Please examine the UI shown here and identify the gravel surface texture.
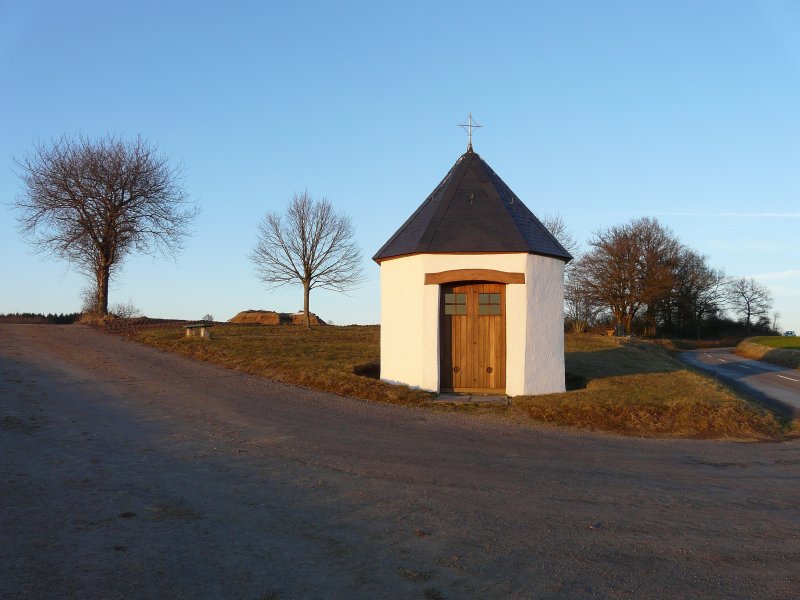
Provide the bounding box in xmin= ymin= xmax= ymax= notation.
xmin=1 ymin=324 xmax=799 ymax=599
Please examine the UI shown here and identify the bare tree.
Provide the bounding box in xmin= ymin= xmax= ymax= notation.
xmin=542 ymin=214 xmax=593 ymax=333
xmin=725 ymin=277 xmax=773 ymax=332
xmin=564 ymin=257 xmax=603 ymax=333
xmin=250 ymin=191 xmax=364 ymax=328
xmin=580 ymin=221 xmax=643 ymax=334
xmin=579 ymin=217 xmax=682 ymax=335
xmin=636 ymin=218 xmax=681 ymax=337
xmin=666 ymin=249 xmax=726 ymax=338
xmin=13 ymin=134 xmax=196 ymax=315
xmin=542 ymin=214 xmax=579 ymax=275
xmin=109 ymin=300 xmax=142 ymax=319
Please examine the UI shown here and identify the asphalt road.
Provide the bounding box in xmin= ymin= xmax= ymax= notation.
xmin=2 ymin=325 xmax=799 ymax=599
xmin=680 ymin=347 xmax=800 ymax=417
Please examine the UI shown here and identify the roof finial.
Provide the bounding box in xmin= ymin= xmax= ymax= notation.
xmin=458 ymin=113 xmax=482 ymax=152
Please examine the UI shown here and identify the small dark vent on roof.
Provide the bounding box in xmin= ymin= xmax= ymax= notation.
xmin=373 ymin=151 xmax=572 ymax=263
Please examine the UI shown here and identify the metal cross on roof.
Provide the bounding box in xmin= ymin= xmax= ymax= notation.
xmin=458 ymin=113 xmax=482 ymax=151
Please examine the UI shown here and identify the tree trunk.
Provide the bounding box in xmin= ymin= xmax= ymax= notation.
xmin=96 ymin=264 xmax=110 ymax=315
xmin=303 ymin=280 xmax=311 ymax=329
xmin=612 ymin=308 xmax=623 ymax=332
xmin=644 ymin=305 xmax=657 ymax=337
xmin=624 ymin=313 xmax=634 ymax=335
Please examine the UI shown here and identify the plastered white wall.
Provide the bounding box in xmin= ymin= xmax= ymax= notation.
xmin=379 ymin=253 xmax=565 ymax=395
xmin=520 ymin=254 xmax=566 ymax=395
xmin=379 ymin=254 xmax=427 ymax=388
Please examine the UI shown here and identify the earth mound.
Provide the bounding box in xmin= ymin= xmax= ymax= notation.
xmin=229 ymin=310 xmax=282 ymax=325
xmin=229 ymin=310 xmax=326 ymax=325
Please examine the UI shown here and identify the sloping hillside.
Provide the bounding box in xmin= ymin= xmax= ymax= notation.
xmin=124 ymin=323 xmax=789 ymax=439
xmin=735 ymin=337 xmax=800 ymax=369
xmin=510 ymin=335 xmax=787 ymax=438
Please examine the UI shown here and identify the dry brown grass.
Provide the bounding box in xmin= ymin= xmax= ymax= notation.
xmin=122 ymin=323 xmax=789 ymax=439
xmin=655 ymin=337 xmax=744 ymax=351
xmin=735 ymin=338 xmax=800 ymax=369
xmin=133 ymin=324 xmax=434 ymax=405
xmin=509 ymin=335 xmax=788 ymax=439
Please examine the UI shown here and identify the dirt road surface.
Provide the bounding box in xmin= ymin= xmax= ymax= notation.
xmin=2 ymin=325 xmax=799 ymax=599
xmin=681 ymin=347 xmax=800 ymax=417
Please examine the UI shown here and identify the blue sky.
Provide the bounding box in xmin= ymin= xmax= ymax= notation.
xmin=1 ymin=1 xmax=798 ymax=330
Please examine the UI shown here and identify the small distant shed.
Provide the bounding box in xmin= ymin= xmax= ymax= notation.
xmin=373 ymin=147 xmax=572 ymax=396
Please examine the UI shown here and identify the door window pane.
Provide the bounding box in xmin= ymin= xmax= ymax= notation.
xmin=445 ymin=293 xmax=467 ymax=304
xmin=444 ymin=292 xmax=467 ymax=315
xmin=445 ymin=304 xmax=467 ymax=315
xmin=478 ymin=291 xmax=501 ymax=315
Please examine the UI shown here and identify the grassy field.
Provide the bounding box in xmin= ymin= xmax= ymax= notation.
xmin=513 ymin=336 xmax=788 ymax=438
xmin=655 ymin=337 xmax=744 ymax=351
xmin=133 ymin=324 xmax=433 ymax=405
xmin=748 ymin=336 xmax=800 ymax=350
xmin=736 ymin=337 xmax=800 ymax=369
xmin=125 ymin=323 xmax=790 ymax=439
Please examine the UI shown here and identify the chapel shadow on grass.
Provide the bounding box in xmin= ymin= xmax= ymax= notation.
xmin=352 ymin=361 xmax=380 ymax=379
xmin=565 ymin=344 xmax=681 ymax=390
xmin=564 ymin=372 xmax=588 ymax=391
xmin=352 ymin=339 xmax=682 ymax=391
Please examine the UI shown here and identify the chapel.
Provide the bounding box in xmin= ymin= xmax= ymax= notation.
xmin=373 ymin=134 xmax=572 ymax=396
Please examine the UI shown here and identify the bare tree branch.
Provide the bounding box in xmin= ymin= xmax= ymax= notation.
xmin=13 ymin=134 xmax=198 ymax=315
xmin=250 ymin=191 xmax=364 ymax=327
xmin=666 ymin=249 xmax=726 ymax=338
xmin=576 ymin=218 xmax=682 ymax=335
xmin=725 ymin=276 xmax=773 ymax=332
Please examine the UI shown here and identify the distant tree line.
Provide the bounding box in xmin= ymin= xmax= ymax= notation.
xmin=554 ymin=217 xmax=777 ymax=338
xmin=0 ymin=312 xmax=81 ymax=324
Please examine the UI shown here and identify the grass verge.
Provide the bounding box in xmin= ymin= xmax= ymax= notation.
xmin=511 ymin=336 xmax=788 ymax=439
xmin=132 ymin=324 xmax=434 ymax=405
xmin=735 ymin=337 xmax=800 ymax=369
xmin=655 ymin=337 xmax=743 ymax=351
xmin=117 ymin=322 xmax=790 ymax=440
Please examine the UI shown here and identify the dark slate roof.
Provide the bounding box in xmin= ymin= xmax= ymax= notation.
xmin=373 ymin=149 xmax=573 ymax=263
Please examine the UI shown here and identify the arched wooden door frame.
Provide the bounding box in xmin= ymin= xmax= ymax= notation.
xmin=425 ymin=269 xmax=525 ymax=286
xmin=426 ymin=269 xmax=524 ymax=394
xmin=436 ymin=280 xmax=507 ymax=393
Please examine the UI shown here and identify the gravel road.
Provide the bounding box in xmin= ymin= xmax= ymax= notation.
xmin=1 ymin=324 xmax=799 ymax=599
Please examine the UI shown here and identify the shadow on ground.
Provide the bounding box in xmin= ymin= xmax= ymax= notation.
xmin=565 ymin=346 xmax=680 ymax=390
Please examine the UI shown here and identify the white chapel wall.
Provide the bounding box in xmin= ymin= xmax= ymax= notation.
xmin=520 ymin=254 xmax=566 ymax=395
xmin=379 ymin=252 xmax=565 ymax=395
xmin=379 ymin=254 xmax=427 ymax=388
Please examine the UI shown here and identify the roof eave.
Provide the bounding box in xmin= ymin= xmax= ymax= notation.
xmin=374 ymin=249 xmax=573 ymax=265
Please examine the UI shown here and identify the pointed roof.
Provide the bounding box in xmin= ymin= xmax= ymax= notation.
xmin=373 ymin=149 xmax=573 ymax=263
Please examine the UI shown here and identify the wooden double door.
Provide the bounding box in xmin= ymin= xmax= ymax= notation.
xmin=440 ymin=282 xmax=506 ymax=393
